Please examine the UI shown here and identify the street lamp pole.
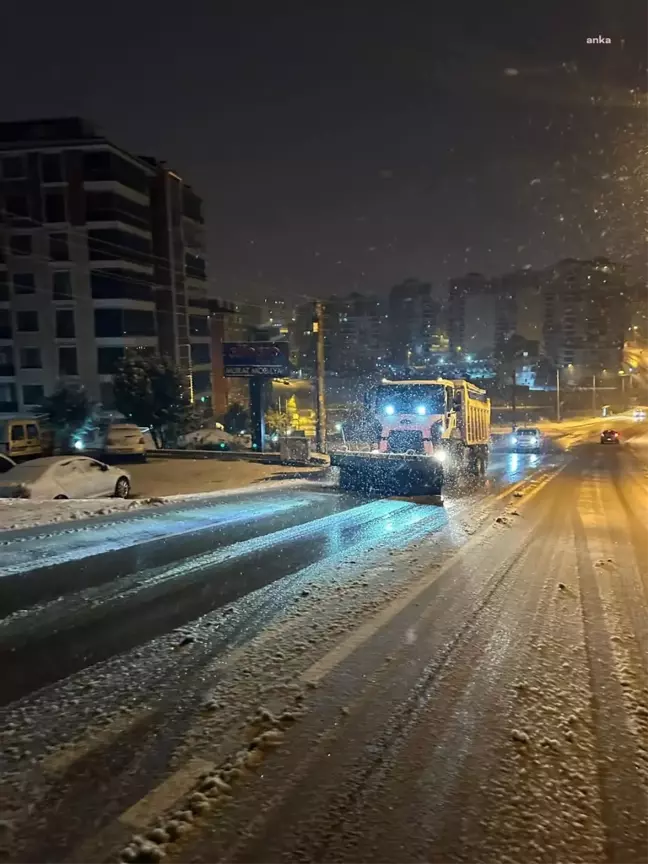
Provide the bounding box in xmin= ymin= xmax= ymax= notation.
xmin=556 ymin=367 xmax=561 ymax=422
xmin=592 ymin=374 xmax=596 ymax=414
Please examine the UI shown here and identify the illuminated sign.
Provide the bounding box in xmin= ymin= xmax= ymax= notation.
xmin=223 ymin=341 xmax=290 ymax=377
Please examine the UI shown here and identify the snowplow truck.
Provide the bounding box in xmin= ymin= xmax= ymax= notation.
xmin=331 ymin=378 xmax=490 ymax=496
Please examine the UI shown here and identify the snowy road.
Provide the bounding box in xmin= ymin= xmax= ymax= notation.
xmin=0 ymin=427 xmax=646 ymax=863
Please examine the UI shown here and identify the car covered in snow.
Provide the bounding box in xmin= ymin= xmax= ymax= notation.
xmin=179 ymin=427 xmax=244 ymax=451
xmin=0 ymin=456 xmax=131 ymax=500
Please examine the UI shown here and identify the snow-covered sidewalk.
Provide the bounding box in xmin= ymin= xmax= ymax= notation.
xmin=0 ymin=458 xmax=327 ymax=533
xmin=0 ymin=496 xmax=164 ymax=532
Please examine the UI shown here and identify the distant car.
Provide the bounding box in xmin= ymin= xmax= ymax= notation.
xmin=600 ymin=429 xmax=620 ymax=445
xmin=510 ymin=427 xmax=542 ymax=452
xmin=633 ymin=408 xmax=646 ymax=421
xmin=0 ymin=456 xmax=131 ymax=500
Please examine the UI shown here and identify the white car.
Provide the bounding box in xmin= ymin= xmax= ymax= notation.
xmin=510 ymin=427 xmax=542 ymax=452
xmin=102 ymin=423 xmax=147 ymax=460
xmin=0 ymin=456 xmax=131 ymax=500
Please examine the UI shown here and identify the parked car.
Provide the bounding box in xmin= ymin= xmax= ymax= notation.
xmin=0 ymin=417 xmax=53 ymax=461
xmin=102 ymin=423 xmax=147 ymax=461
xmin=180 ymin=428 xmax=243 ymax=451
xmin=600 ymin=429 xmax=620 ymax=445
xmin=0 ymin=456 xmax=131 ymax=500
xmin=510 ymin=427 xmax=542 ymax=453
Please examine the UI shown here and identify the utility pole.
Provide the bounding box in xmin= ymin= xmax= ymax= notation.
xmin=511 ymin=365 xmax=517 ymax=430
xmin=556 ymin=367 xmax=561 ymax=422
xmin=592 ymin=373 xmax=596 ymax=414
xmin=314 ymin=301 xmax=327 ymax=453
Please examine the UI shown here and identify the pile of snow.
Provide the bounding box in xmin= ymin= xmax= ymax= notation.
xmin=0 ymin=497 xmax=163 ymax=532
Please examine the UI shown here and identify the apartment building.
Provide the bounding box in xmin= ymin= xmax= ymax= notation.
xmin=542 ymin=258 xmax=631 ymax=375
xmin=0 ymin=117 xmax=210 ymax=415
xmin=388 ymin=279 xmax=440 ymax=366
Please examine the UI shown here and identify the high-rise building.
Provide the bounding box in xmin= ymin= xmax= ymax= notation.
xmin=388 ymin=279 xmax=440 ymax=366
xmin=447 ymin=273 xmax=491 ymax=356
xmin=0 ymin=117 xmax=211 ymax=415
xmin=148 ymin=161 xmax=211 ymax=402
xmin=449 ymin=269 xmax=544 ymax=361
xmin=324 ymin=293 xmax=384 ymax=373
xmin=542 ymin=258 xmax=631 ymax=375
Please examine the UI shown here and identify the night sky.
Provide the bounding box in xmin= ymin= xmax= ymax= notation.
xmin=1 ymin=1 xmax=646 ymax=303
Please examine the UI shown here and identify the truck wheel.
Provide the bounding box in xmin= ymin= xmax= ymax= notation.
xmin=470 ymin=452 xmax=486 ymax=478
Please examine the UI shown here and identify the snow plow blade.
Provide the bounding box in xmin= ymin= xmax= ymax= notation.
xmin=330 ymin=452 xmax=444 ymax=496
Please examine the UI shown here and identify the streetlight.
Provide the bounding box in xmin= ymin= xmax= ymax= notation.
xmin=334 ymin=422 xmax=347 ymax=448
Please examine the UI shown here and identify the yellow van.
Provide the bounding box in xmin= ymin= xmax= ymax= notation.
xmin=0 ymin=417 xmax=53 ymax=461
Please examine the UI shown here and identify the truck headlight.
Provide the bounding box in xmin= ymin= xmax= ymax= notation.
xmin=415 ymin=405 xmax=427 ymax=415
xmin=433 ymin=450 xmax=448 ymax=462
xmin=384 ymin=404 xmax=395 ymax=415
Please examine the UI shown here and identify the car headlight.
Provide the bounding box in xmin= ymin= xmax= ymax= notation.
xmin=384 ymin=404 xmax=395 ymax=416
xmin=74 ymin=440 xmax=84 ymax=450
xmin=433 ymin=450 xmax=448 ymax=462
xmin=511 ymin=435 xmax=518 ymax=444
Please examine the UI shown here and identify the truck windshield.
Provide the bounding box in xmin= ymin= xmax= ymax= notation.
xmin=376 ymin=385 xmax=446 ymax=415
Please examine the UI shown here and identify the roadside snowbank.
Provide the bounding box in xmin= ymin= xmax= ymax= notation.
xmin=0 ymin=497 xmax=164 ymax=532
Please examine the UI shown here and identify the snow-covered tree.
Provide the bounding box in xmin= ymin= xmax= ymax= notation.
xmin=113 ymin=351 xmax=196 ymax=448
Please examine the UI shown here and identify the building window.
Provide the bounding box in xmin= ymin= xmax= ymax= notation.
xmin=90 ymin=269 xmax=152 ymax=302
xmin=0 ymin=272 xmax=8 ymax=302
xmin=94 ymin=308 xmax=156 ymax=338
xmin=58 ymin=346 xmax=78 ymax=376
xmin=20 ymin=347 xmax=41 ymax=369
xmin=22 ymin=384 xmax=44 ymax=406
xmin=45 ymin=191 xmax=66 ymax=223
xmin=88 ymin=228 xmax=151 ymax=265
xmin=14 ymin=272 xmax=35 ymax=295
xmin=56 ymin=309 xmax=75 ymax=339
xmin=17 ymin=310 xmax=39 ymax=332
xmin=10 ymin=234 xmax=32 ymax=256
xmin=5 ymin=195 xmax=29 ymax=220
xmin=0 ymin=382 xmax=18 ymax=412
xmin=49 ymin=232 xmax=69 ymax=261
xmin=190 ymin=342 xmax=211 ymax=365
xmin=52 ymin=270 xmax=73 ymax=301
xmin=2 ymin=156 xmax=26 ymax=179
xmin=94 ymin=308 xmax=122 ymax=338
xmin=185 ymin=253 xmax=206 ymax=280
xmin=41 ymin=153 xmax=63 ymax=183
xmin=192 ymin=370 xmax=211 ymax=393
xmin=0 ymin=309 xmax=11 ymax=339
xmin=82 ymin=150 xmax=111 ymax=181
xmin=97 ymin=346 xmax=124 ymax=375
xmin=189 ymin=315 xmax=209 ymax=336
xmin=0 ymin=345 xmax=14 ymax=376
